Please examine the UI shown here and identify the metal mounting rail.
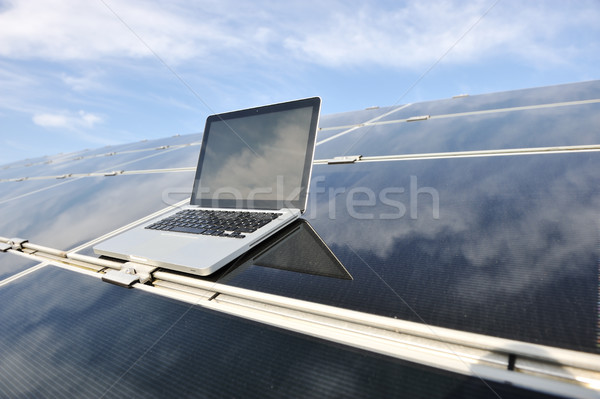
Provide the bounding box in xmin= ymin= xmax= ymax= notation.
xmin=314 ymin=144 xmax=600 ymax=164
xmin=0 ymin=167 xmax=196 ymax=183
xmin=0 ymin=236 xmax=122 ymax=271
xmin=1 ymin=140 xmax=201 ymax=172
xmin=316 ymin=103 xmax=413 ymax=146
xmin=1 ymin=236 xmax=599 ymax=398
xmin=8 ymin=144 xmax=598 ymax=185
xmin=317 ymin=98 xmax=600 ymax=134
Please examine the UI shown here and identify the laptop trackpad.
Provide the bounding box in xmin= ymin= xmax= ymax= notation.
xmin=131 ymin=232 xmax=200 ymax=256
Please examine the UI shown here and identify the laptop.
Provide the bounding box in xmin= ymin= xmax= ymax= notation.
xmin=94 ymin=97 xmax=321 ymax=276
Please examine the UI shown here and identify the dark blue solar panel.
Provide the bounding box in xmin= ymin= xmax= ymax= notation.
xmin=1 ymin=82 xmax=598 ymax=398
xmin=0 ymin=256 xmax=40 ymax=281
xmin=0 ymin=266 xmax=564 ymax=399
xmin=315 ymin=102 xmax=600 ymax=159
xmin=377 ymin=80 xmax=600 ymax=121
xmin=118 ymin=132 xmax=203 ymax=150
xmin=0 ymin=179 xmax=61 ymax=203
xmin=220 ymin=152 xmax=600 ymax=354
xmin=318 ymin=105 xmax=399 ymax=129
xmin=0 ymin=172 xmax=193 ymax=250
xmin=0 ymin=143 xmax=198 ymax=278
xmin=0 ymin=140 xmax=153 ymax=177
xmin=316 ymin=127 xmax=350 ymax=143
xmin=0 ymin=141 xmax=199 ymax=180
xmin=107 ymin=144 xmax=198 ymax=170
xmin=0 ymin=155 xmax=52 ymax=172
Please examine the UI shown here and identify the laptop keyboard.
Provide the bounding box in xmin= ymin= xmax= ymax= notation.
xmin=145 ymin=209 xmax=281 ymax=239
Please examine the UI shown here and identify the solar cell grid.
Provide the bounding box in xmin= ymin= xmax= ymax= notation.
xmin=0 ymin=266 xmax=565 ymax=399
xmin=0 ymin=172 xmax=193 ymax=251
xmin=314 ymin=102 xmax=600 ymax=159
xmin=221 ymin=153 xmax=600 ymax=354
xmin=376 ymin=80 xmax=600 ymax=122
xmin=0 ymin=81 xmax=598 ymax=396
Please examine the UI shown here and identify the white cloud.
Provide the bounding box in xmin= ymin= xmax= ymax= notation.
xmin=32 ymin=113 xmax=68 ymax=128
xmin=283 ymin=1 xmax=600 ymax=69
xmin=33 ymin=110 xmax=103 ymax=129
xmin=78 ymin=110 xmax=102 ymax=127
xmin=0 ymin=0 xmax=597 ymax=73
xmin=0 ymin=0 xmax=243 ymax=63
xmin=61 ymin=71 xmax=105 ymax=92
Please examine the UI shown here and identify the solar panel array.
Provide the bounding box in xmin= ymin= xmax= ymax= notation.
xmin=1 ymin=81 xmax=599 ymax=397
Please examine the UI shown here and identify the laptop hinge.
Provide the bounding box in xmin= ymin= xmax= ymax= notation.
xmin=102 ymin=262 xmax=157 ymax=288
xmin=327 ymin=155 xmax=362 ymax=164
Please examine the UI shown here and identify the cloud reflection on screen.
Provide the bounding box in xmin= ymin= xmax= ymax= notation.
xmin=194 ymin=106 xmax=313 ymax=204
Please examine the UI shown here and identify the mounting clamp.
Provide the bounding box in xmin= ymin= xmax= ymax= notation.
xmin=327 ymin=155 xmax=362 ymax=164
xmin=102 ymin=262 xmax=157 ymax=288
xmin=8 ymin=237 xmax=28 ymax=250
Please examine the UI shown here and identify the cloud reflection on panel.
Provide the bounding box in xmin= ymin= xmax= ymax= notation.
xmin=305 ymin=153 xmax=599 ymax=351
xmin=373 ymin=81 xmax=600 ymax=121
xmin=0 ymin=267 xmax=195 ymax=397
xmin=0 ymin=172 xmax=194 ymax=250
xmin=309 ymin=154 xmax=599 ymax=289
xmin=316 ymin=102 xmax=600 ymax=160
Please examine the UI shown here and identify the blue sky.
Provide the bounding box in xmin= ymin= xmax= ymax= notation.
xmin=1 ymin=0 xmax=599 ymax=166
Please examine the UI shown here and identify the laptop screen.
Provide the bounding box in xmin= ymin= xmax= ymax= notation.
xmin=190 ymin=97 xmax=321 ymax=211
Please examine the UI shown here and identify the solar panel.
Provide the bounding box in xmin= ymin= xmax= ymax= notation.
xmin=0 ymin=173 xmax=193 ymax=250
xmin=315 ymin=102 xmax=600 ymax=160
xmin=317 ymin=105 xmax=399 ymax=129
xmin=0 ymin=265 xmax=566 ymax=398
xmin=0 ymin=81 xmax=599 ymax=396
xmin=0 ymin=140 xmax=200 ymax=181
xmin=375 ymin=80 xmax=600 ymax=121
xmin=0 ymin=256 xmax=41 ymax=281
xmin=223 ymin=153 xmax=600 ymax=354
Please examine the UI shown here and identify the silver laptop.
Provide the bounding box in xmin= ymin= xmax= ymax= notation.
xmin=94 ymin=97 xmax=321 ymax=276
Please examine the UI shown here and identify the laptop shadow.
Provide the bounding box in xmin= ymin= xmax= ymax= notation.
xmin=209 ymin=218 xmax=352 ymax=283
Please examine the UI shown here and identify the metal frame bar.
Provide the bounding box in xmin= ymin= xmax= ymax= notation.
xmin=314 ymin=144 xmax=600 ymax=164
xmin=319 ymin=98 xmax=600 ymax=134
